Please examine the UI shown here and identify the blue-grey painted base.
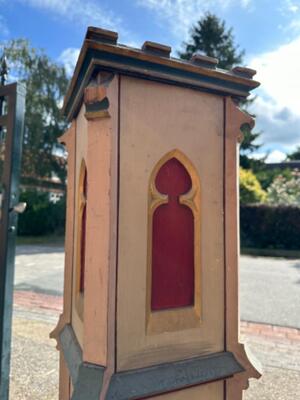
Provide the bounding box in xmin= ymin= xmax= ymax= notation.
xmin=60 ymin=324 xmax=244 ymax=400
xmin=106 ymin=351 xmax=243 ymax=399
xmin=60 ymin=325 xmax=105 ymax=400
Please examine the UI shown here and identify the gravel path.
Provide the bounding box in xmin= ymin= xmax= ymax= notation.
xmin=10 ymin=316 xmax=59 ymax=400
xmin=10 ymin=245 xmax=300 ymax=399
xmin=9 ymin=303 xmax=300 ymax=400
xmin=243 ymin=332 xmax=300 ymax=400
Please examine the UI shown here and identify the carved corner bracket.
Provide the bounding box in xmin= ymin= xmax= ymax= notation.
xmin=225 ymin=97 xmax=255 ymax=143
xmin=84 ymin=71 xmax=114 ymax=120
xmin=50 ymin=314 xmax=66 ymax=350
xmin=226 ymin=341 xmax=262 ymax=400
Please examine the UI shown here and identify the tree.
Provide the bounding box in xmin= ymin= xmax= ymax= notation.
xmin=287 ymin=146 xmax=300 ymax=161
xmin=1 ymin=39 xmax=69 ymax=184
xmin=239 ymin=124 xmax=263 ymax=169
xmin=178 ymin=13 xmax=261 ymax=166
xmin=178 ymin=12 xmax=244 ymax=69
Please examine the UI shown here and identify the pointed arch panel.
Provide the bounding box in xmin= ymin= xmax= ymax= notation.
xmin=76 ymin=158 xmax=87 ymax=319
xmin=147 ymin=149 xmax=201 ymax=332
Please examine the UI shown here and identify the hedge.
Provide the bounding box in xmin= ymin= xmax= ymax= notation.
xmin=240 ymin=204 xmax=300 ymax=250
xmin=17 ymin=190 xmax=66 ymax=236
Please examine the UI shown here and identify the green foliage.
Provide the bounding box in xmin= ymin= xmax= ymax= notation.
xmin=239 ymin=123 xmax=262 ymax=168
xmin=287 ymin=146 xmax=300 ymax=160
xmin=240 ymin=124 xmax=261 ymax=153
xmin=240 ymin=204 xmax=300 ymax=250
xmin=1 ymin=39 xmax=69 ymax=183
xmin=266 ymin=169 xmax=300 ymax=205
xmin=178 ymin=12 xmax=244 ymax=69
xmin=255 ymin=167 xmax=292 ymax=191
xmin=239 ymin=167 xmax=266 ymax=204
xmin=178 ymin=13 xmax=261 ymax=161
xmin=18 ymin=189 xmax=66 ymax=236
xmin=241 ymin=169 xmax=300 ymax=250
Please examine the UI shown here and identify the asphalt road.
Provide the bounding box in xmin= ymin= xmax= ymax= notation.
xmin=14 ymin=245 xmax=300 ymax=328
xmin=240 ymin=255 xmax=300 ymax=329
xmin=15 ymin=245 xmax=64 ymax=296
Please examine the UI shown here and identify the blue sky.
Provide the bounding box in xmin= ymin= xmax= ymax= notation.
xmin=1 ymin=0 xmax=300 ymax=161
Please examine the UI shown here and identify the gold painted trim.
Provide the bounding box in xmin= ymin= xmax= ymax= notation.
xmin=84 ymin=110 xmax=110 ymax=120
xmin=146 ymin=149 xmax=201 ymax=335
xmin=75 ymin=158 xmax=87 ymax=320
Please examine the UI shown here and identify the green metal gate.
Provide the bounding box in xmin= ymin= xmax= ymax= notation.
xmin=0 ymin=82 xmax=26 ymax=400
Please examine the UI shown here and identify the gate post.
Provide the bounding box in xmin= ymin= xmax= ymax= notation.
xmin=0 ymin=81 xmax=26 ymax=400
xmin=51 ymin=27 xmax=261 ymax=399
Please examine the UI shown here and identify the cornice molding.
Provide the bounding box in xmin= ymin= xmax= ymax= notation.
xmin=63 ymin=27 xmax=259 ymax=121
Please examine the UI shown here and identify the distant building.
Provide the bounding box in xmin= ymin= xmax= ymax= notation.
xmin=264 ymin=161 xmax=300 ymax=170
xmin=20 ymin=154 xmax=66 ymax=202
xmin=20 ymin=174 xmax=65 ymax=203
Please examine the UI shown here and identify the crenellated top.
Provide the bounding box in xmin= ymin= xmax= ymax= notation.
xmin=62 ymin=26 xmax=260 ymax=121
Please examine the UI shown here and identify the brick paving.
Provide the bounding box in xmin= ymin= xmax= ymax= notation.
xmin=241 ymin=321 xmax=300 ymax=344
xmin=13 ymin=290 xmax=300 ymax=343
xmin=14 ymin=290 xmax=63 ymax=313
xmin=242 ymin=327 xmax=300 ymax=400
xmin=10 ymin=290 xmax=300 ymax=399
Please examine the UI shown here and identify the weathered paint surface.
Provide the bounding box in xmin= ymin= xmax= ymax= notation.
xmin=117 ymin=76 xmax=224 ymax=371
xmin=53 ymin=26 xmax=260 ymax=400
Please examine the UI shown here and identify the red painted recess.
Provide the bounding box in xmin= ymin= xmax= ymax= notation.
xmin=80 ymin=170 xmax=87 ymax=293
xmin=151 ymin=157 xmax=195 ymax=311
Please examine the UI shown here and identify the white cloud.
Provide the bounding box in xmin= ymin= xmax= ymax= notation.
xmin=241 ymin=0 xmax=252 ymax=6
xmin=279 ymin=1 xmax=300 ymax=33
xmin=250 ymin=96 xmax=300 ymax=151
xmin=265 ymin=150 xmax=287 ymax=163
xmin=58 ymin=47 xmax=80 ymax=76
xmin=282 ymin=0 xmax=300 ymax=14
xmin=137 ymin=0 xmax=252 ymax=40
xmin=248 ymin=34 xmax=300 ymax=152
xmin=14 ymin=0 xmax=143 ymax=46
xmin=249 ymin=150 xmax=287 ymax=163
xmin=250 ymin=36 xmax=300 ymax=116
xmin=18 ymin=0 xmax=123 ymax=33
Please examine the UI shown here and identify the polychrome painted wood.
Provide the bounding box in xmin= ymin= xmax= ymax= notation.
xmin=52 ymin=26 xmax=261 ymax=400
xmin=62 ymin=28 xmax=259 ymax=122
xmin=59 ymin=324 xmax=243 ymax=400
xmin=117 ymin=76 xmax=225 ymax=371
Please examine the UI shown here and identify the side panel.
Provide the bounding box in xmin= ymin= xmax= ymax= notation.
xmin=83 ymin=77 xmax=119 ymax=366
xmin=71 ymin=104 xmax=88 ymax=347
xmin=117 ymin=76 xmax=224 ymax=370
xmin=57 ymin=121 xmax=76 ymax=400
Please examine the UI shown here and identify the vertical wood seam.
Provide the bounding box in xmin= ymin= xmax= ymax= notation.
xmin=114 ymin=74 xmax=121 ymax=371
